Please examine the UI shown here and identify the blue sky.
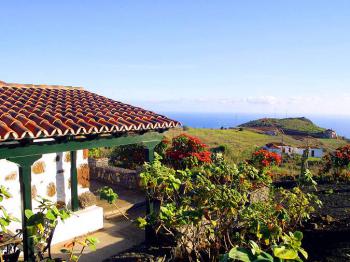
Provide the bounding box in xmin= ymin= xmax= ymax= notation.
xmin=1 ymin=1 xmax=350 ymax=115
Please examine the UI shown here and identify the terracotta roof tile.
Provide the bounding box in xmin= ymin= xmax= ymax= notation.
xmin=0 ymin=82 xmax=180 ymax=141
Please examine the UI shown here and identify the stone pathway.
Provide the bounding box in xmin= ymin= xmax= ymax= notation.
xmin=52 ymin=180 xmax=146 ymax=262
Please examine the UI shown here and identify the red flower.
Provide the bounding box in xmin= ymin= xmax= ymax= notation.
xmin=166 ymin=134 xmax=212 ymax=168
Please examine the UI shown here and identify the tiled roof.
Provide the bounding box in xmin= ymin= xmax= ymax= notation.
xmin=0 ymin=81 xmax=180 ymax=141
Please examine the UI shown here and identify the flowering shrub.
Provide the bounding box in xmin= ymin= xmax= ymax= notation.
xmin=154 ymin=137 xmax=170 ymax=159
xmin=329 ymin=145 xmax=350 ymax=168
xmin=250 ymin=149 xmax=282 ymax=168
xmin=166 ymin=134 xmax=212 ymax=169
xmin=322 ymin=145 xmax=350 ymax=180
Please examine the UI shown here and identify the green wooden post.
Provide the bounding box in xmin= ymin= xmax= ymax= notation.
xmin=144 ymin=141 xmax=159 ymax=163
xmin=8 ymin=155 xmax=42 ymax=262
xmin=70 ymin=151 xmax=79 ymax=212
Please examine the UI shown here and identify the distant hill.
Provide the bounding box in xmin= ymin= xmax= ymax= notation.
xmin=239 ymin=117 xmax=333 ymax=138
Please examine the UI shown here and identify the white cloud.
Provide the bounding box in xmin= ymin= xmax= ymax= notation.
xmin=245 ymin=96 xmax=279 ymax=105
xmin=126 ymin=94 xmax=350 ymax=116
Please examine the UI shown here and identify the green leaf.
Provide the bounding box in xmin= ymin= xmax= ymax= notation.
xmin=293 ymin=231 xmax=303 ymax=241
xmin=0 ymin=218 xmax=10 ymax=227
xmin=298 ymin=247 xmax=308 ymax=259
xmin=136 ymin=217 xmax=147 ymax=228
xmin=228 ymin=247 xmax=253 ymax=262
xmin=46 ymin=210 xmax=56 ymax=221
xmin=25 ymin=209 xmax=34 ymax=219
xmin=273 ymin=246 xmax=298 ymax=260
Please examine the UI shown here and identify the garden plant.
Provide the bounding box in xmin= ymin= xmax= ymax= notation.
xmin=136 ymin=134 xmax=322 ymax=261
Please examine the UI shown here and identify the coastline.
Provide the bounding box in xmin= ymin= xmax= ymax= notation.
xmin=162 ymin=112 xmax=350 ymax=139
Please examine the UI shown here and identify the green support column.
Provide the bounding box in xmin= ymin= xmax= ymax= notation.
xmin=70 ymin=151 xmax=79 ymax=212
xmin=8 ymin=155 xmax=42 ymax=262
xmin=144 ymin=141 xmax=159 ymax=163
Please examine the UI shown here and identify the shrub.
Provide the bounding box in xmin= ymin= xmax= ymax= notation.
xmin=154 ymin=137 xmax=170 ymax=159
xmin=79 ymin=192 xmax=97 ymax=209
xmin=165 ymin=134 xmax=212 ymax=169
xmin=109 ymin=144 xmax=146 ymax=169
xmin=137 ymin=155 xmax=318 ymax=261
xmin=88 ymin=147 xmax=113 ymax=159
xmin=322 ymin=144 xmax=350 ymax=180
xmin=250 ymin=149 xmax=281 ymax=168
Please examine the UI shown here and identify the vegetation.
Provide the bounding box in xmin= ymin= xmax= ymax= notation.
xmin=78 ymin=192 xmax=97 ymax=209
xmin=239 ymin=117 xmax=326 ymax=134
xmin=109 ymin=144 xmax=146 ymax=169
xmin=59 ymin=237 xmax=99 ymax=262
xmin=321 ymin=145 xmax=350 ymax=181
xmin=136 ymin=135 xmax=322 ymax=261
xmin=165 ymin=133 xmax=212 ymax=169
xmin=165 ymin=128 xmax=347 ymax=164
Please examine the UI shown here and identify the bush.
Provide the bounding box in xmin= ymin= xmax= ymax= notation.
xmin=137 ymin=155 xmax=319 ymax=260
xmin=109 ymin=144 xmax=146 ymax=169
xmin=165 ymin=134 xmax=212 ymax=169
xmin=88 ymin=147 xmax=113 ymax=159
xmin=250 ymin=149 xmax=281 ymax=168
xmin=182 ymin=125 xmax=190 ymax=131
xmin=154 ymin=137 xmax=170 ymax=159
xmin=321 ymin=144 xmax=350 ymax=180
xmin=78 ymin=192 xmax=97 ymax=209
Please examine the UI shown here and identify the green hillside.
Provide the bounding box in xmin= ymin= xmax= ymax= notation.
xmin=239 ymin=117 xmax=326 ymax=134
xmin=165 ymin=127 xmax=347 ymax=163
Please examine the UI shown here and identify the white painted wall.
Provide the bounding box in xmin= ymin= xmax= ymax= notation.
xmin=264 ymin=146 xmax=324 ymax=158
xmin=0 ymin=150 xmax=91 ymax=234
xmin=52 ymin=206 xmax=103 ymax=245
xmin=309 ymin=148 xmax=323 ymax=158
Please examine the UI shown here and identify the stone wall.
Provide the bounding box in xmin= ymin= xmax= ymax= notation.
xmin=89 ymin=158 xmax=141 ymax=189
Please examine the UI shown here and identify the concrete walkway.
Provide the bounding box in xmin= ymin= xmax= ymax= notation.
xmin=52 ymin=180 xmax=146 ymax=262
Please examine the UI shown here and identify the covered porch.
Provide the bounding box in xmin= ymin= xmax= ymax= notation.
xmin=0 ymin=82 xmax=179 ymax=261
xmin=0 ymin=132 xmax=161 ymax=261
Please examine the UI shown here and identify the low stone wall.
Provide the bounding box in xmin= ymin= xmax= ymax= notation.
xmin=88 ymin=158 xmax=141 ymax=189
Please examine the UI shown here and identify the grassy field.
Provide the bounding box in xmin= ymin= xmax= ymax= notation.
xmin=165 ymin=127 xmax=348 ymax=163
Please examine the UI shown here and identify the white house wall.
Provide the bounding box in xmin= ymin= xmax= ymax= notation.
xmin=0 ymin=150 xmax=89 ymax=233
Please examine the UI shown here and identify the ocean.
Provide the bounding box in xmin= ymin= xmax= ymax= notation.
xmin=163 ymin=112 xmax=350 ymax=139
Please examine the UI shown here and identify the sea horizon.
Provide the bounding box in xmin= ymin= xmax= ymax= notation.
xmin=162 ymin=112 xmax=350 ymax=139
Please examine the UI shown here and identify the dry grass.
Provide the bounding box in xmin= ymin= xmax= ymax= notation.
xmin=78 ymin=192 xmax=96 ymax=209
